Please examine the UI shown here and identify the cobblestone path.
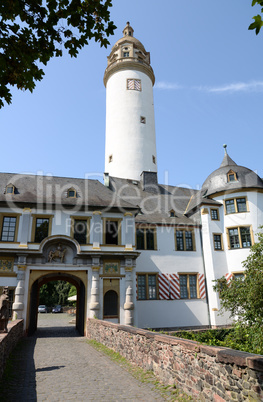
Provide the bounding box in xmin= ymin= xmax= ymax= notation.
xmin=0 ymin=314 xmax=167 ymax=401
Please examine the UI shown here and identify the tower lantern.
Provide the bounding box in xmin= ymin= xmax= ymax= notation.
xmin=104 ymin=23 xmax=157 ymax=181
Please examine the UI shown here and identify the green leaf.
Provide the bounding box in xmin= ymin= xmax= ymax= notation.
xmin=248 ymin=14 xmax=263 ymax=34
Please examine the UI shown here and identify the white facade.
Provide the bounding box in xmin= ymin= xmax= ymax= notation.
xmin=1 ymin=24 xmax=263 ymax=334
xmin=104 ymin=22 xmax=157 ymax=181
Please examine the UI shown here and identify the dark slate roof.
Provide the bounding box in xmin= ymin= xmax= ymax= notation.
xmin=201 ymin=154 xmax=263 ymax=197
xmin=0 ymin=173 xmax=138 ymax=211
xmin=108 ymin=176 xmax=199 ymax=226
xmin=220 ymin=153 xmax=237 ymax=168
xmin=184 ymin=192 xmax=222 ymax=216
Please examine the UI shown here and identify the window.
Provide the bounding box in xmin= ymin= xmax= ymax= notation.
xmin=5 ymin=184 xmax=15 ymax=194
xmin=123 ymin=52 xmax=129 ymax=57
xmin=179 ymin=274 xmax=198 ymax=299
xmin=152 ymin=155 xmax=156 ymax=164
xmin=67 ymin=188 xmax=77 ymax=198
xmin=170 ymin=210 xmax=175 ymax=217
xmin=211 ymin=208 xmax=219 ymax=221
xmin=236 ymin=198 xmax=247 ymax=212
xmin=71 ymin=218 xmax=90 ymax=244
xmin=225 ymin=197 xmax=248 ymax=214
xmin=136 ymin=227 xmax=156 ymax=250
xmin=137 ymin=274 xmax=158 ymax=300
xmin=35 ymin=218 xmax=49 ymax=243
xmin=175 ymin=229 xmax=195 ymax=251
xmin=140 ymin=116 xmax=146 ymax=124
xmin=227 ymin=170 xmax=237 ymax=182
xmin=233 ymin=272 xmax=245 ymax=280
xmin=213 ymin=234 xmax=223 ymax=250
xmin=227 ymin=226 xmax=252 ymax=249
xmin=103 ymin=219 xmax=121 ymax=245
xmin=127 ymin=79 xmax=141 ymax=91
xmin=31 ymin=215 xmax=52 ymax=243
xmin=0 ymin=216 xmax=18 ymax=242
xmin=109 ymin=155 xmax=113 ymax=163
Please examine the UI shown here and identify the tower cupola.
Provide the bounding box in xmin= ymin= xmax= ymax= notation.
xmin=104 ymin=23 xmax=157 ymax=181
xmin=104 ymin=23 xmax=155 ymax=87
xmin=123 ymin=21 xmax=134 ymax=37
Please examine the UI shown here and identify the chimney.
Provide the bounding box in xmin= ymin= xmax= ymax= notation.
xmin=140 ymin=171 xmax=159 ymax=193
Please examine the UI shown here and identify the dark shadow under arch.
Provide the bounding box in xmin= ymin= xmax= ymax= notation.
xmin=28 ymin=273 xmax=85 ymax=336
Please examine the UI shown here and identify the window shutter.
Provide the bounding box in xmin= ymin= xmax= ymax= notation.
xmin=158 ymin=273 xmax=170 ymax=300
xmin=198 ymin=274 xmax=206 ymax=299
xmin=169 ymin=274 xmax=180 ymax=299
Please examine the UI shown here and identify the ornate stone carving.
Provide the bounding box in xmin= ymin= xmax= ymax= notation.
xmin=48 ymin=244 xmax=67 ymax=263
xmin=0 ymin=258 xmax=14 ymax=273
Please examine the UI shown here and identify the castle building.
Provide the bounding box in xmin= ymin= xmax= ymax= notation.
xmin=0 ymin=23 xmax=262 ymax=334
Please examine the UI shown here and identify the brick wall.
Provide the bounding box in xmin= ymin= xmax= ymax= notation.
xmin=86 ymin=319 xmax=263 ymax=401
xmin=0 ymin=320 xmax=24 ymax=379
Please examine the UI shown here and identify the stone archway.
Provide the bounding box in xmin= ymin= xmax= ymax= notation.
xmin=27 ymin=271 xmax=87 ymax=336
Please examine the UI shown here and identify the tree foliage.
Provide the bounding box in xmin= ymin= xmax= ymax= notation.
xmin=213 ymin=229 xmax=263 ymax=354
xmin=39 ymin=280 xmax=72 ymax=306
xmin=249 ymin=0 xmax=263 ymax=34
xmin=0 ymin=0 xmax=116 ymax=108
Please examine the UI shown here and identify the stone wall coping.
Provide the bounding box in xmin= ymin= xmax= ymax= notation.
xmin=0 ymin=320 xmax=23 ymax=340
xmin=247 ymin=356 xmax=263 ymax=371
xmin=87 ymin=319 xmax=263 ymax=371
xmin=217 ymin=348 xmax=259 ymax=368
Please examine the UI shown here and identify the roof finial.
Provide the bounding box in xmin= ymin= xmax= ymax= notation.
xmin=223 ymin=144 xmax=227 ymax=155
xmin=123 ymin=21 xmax=134 ymax=37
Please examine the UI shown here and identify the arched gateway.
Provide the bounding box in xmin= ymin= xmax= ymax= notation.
xmin=28 ymin=271 xmax=86 ymax=336
xmin=26 ymin=236 xmax=87 ymax=335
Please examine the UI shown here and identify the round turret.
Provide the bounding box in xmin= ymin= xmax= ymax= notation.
xmin=104 ymin=23 xmax=157 ymax=181
xmin=202 ymin=146 xmax=263 ymax=197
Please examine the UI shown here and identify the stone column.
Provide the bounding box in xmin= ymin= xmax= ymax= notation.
xmin=19 ymin=208 xmax=31 ymax=248
xmin=12 ymin=265 xmax=26 ymax=320
xmin=124 ymin=261 xmax=134 ymax=325
xmin=89 ymin=266 xmax=100 ymax=318
xmin=124 ymin=213 xmax=135 ymax=251
xmin=92 ymin=211 xmax=102 ymax=250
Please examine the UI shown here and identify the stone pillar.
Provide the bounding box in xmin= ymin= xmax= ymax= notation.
xmin=124 ymin=262 xmax=134 ymax=325
xmin=124 ymin=213 xmax=135 ymax=251
xmin=19 ymin=208 xmax=31 ymax=248
xmin=92 ymin=211 xmax=102 ymax=250
xmin=12 ymin=265 xmax=26 ymax=320
xmin=89 ymin=266 xmax=100 ymax=318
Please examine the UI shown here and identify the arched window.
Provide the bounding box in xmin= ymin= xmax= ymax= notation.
xmin=67 ymin=188 xmax=77 ymax=198
xmin=5 ymin=184 xmax=15 ymax=194
xmin=104 ymin=290 xmax=118 ymax=317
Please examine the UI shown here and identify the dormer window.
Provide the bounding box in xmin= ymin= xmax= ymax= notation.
xmin=227 ymin=170 xmax=237 ymax=182
xmin=123 ymin=52 xmax=129 ymax=57
xmin=170 ymin=210 xmax=175 ymax=217
xmin=67 ymin=188 xmax=77 ymax=198
xmin=5 ymin=184 xmax=15 ymax=194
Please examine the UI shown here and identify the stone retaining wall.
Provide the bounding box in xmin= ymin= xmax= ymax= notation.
xmin=86 ymin=319 xmax=263 ymax=401
xmin=0 ymin=320 xmax=24 ymax=379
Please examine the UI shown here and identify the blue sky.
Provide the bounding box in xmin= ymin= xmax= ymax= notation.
xmin=1 ymin=0 xmax=263 ymax=190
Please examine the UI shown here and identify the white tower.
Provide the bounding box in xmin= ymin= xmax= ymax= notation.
xmin=104 ymin=22 xmax=157 ymax=181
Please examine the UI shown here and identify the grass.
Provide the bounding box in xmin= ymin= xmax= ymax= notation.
xmin=87 ymin=339 xmax=192 ymax=401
